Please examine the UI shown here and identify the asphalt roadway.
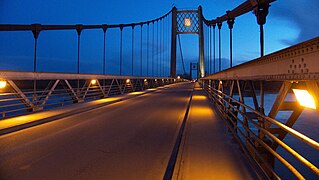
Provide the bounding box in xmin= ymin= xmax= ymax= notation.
xmin=0 ymin=82 xmax=254 ymax=180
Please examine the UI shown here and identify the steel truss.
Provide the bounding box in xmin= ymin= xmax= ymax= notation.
xmin=201 ymin=36 xmax=319 ymax=179
xmin=0 ymin=71 xmax=181 ymax=118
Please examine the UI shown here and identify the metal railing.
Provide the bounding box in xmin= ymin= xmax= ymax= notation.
xmin=203 ymin=81 xmax=319 ymax=179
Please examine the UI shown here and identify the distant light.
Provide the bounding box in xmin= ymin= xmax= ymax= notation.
xmin=193 ymin=95 xmax=207 ymax=100
xmin=144 ymin=79 xmax=147 ymax=82
xmin=219 ymin=81 xmax=223 ymax=84
xmin=177 ymin=76 xmax=181 ymax=80
xmin=155 ymin=79 xmax=157 ymax=82
xmin=184 ymin=18 xmax=191 ymax=27
xmin=91 ymin=79 xmax=97 ymax=85
xmin=0 ymin=80 xmax=7 ymax=89
xmin=162 ymin=79 xmax=164 ymax=81
xmin=126 ymin=79 xmax=130 ymax=83
xmin=130 ymin=92 xmax=144 ymax=95
xmin=201 ymin=74 xmax=204 ymax=78
xmin=293 ymin=89 xmax=316 ymax=109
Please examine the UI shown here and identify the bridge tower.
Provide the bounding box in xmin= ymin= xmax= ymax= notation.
xmin=170 ymin=6 xmax=205 ymax=78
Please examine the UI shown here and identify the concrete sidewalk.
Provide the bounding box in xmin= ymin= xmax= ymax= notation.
xmin=173 ymin=83 xmax=255 ymax=180
xmin=0 ymin=84 xmax=173 ymax=136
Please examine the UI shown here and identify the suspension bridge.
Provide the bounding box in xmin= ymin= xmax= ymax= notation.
xmin=0 ymin=0 xmax=319 ymax=179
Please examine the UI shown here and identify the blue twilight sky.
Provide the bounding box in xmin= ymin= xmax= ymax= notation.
xmin=0 ymin=0 xmax=318 ymax=76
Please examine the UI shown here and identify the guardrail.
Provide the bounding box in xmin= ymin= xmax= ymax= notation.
xmin=0 ymin=71 xmax=184 ymax=119
xmin=202 ymin=80 xmax=319 ymax=179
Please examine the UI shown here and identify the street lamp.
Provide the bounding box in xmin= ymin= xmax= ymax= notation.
xmin=292 ymin=89 xmax=316 ymax=109
xmin=91 ymin=79 xmax=97 ymax=85
xmin=0 ymin=80 xmax=7 ymax=89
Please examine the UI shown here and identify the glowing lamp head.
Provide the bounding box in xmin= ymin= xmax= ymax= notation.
xmin=155 ymin=79 xmax=157 ymax=82
xmin=144 ymin=79 xmax=147 ymax=82
xmin=293 ymin=89 xmax=316 ymax=109
xmin=0 ymin=80 xmax=7 ymax=89
xmin=126 ymin=79 xmax=130 ymax=83
xmin=91 ymin=79 xmax=97 ymax=85
xmin=184 ymin=18 xmax=191 ymax=27
xmin=177 ymin=76 xmax=181 ymax=80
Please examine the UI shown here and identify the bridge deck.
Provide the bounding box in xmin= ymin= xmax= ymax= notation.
xmin=0 ymin=82 xmax=254 ymax=179
xmin=173 ymin=83 xmax=254 ymax=179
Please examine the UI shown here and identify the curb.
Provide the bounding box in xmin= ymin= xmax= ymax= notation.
xmin=0 ymin=98 xmax=123 ymax=136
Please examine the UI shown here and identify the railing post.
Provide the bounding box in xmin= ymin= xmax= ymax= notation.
xmin=170 ymin=7 xmax=177 ymax=78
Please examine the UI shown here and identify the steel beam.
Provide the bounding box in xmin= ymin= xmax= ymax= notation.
xmin=170 ymin=7 xmax=177 ymax=78
xmin=198 ymin=6 xmax=205 ymax=78
xmin=0 ymin=71 xmax=174 ymax=81
xmin=202 ymin=37 xmax=319 ymax=81
xmin=39 ymin=80 xmax=60 ymax=107
xmin=7 ymin=80 xmax=34 ymax=110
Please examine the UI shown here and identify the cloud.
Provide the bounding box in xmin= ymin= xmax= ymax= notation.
xmin=270 ymin=0 xmax=319 ymax=44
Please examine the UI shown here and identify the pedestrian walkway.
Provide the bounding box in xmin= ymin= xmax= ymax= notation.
xmin=173 ymin=83 xmax=255 ymax=180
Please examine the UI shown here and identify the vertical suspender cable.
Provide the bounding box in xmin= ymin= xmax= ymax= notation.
xmin=119 ymin=25 xmax=123 ymax=75
xmin=162 ymin=18 xmax=164 ymax=76
xmin=167 ymin=18 xmax=171 ymax=76
xmin=227 ymin=18 xmax=235 ymax=68
xmin=102 ymin=25 xmax=107 ymax=75
xmin=213 ymin=24 xmax=216 ymax=73
xmin=164 ymin=18 xmax=168 ymax=76
xmin=32 ymin=24 xmax=40 ymax=106
xmin=33 ymin=37 xmax=38 ymax=73
xmin=131 ymin=25 xmax=135 ymax=76
xmin=255 ymin=3 xmax=269 ymax=57
xmin=217 ymin=22 xmax=222 ymax=72
xmin=33 ymin=37 xmax=37 ymax=104
xmin=206 ymin=25 xmax=208 ymax=74
xmin=157 ymin=21 xmax=159 ymax=76
xmin=102 ymin=24 xmax=107 ymax=90
xmin=152 ymin=22 xmax=155 ymax=76
xmin=209 ymin=25 xmax=212 ymax=74
xmin=76 ymin=24 xmax=82 ymax=94
xmin=160 ymin=19 xmax=162 ymax=76
xmin=160 ymin=19 xmax=163 ymax=76
xmin=77 ymin=31 xmax=81 ymax=74
xmin=230 ymin=25 xmax=233 ymax=68
xmin=140 ymin=24 xmax=143 ymax=76
xmin=147 ymin=23 xmax=149 ymax=76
